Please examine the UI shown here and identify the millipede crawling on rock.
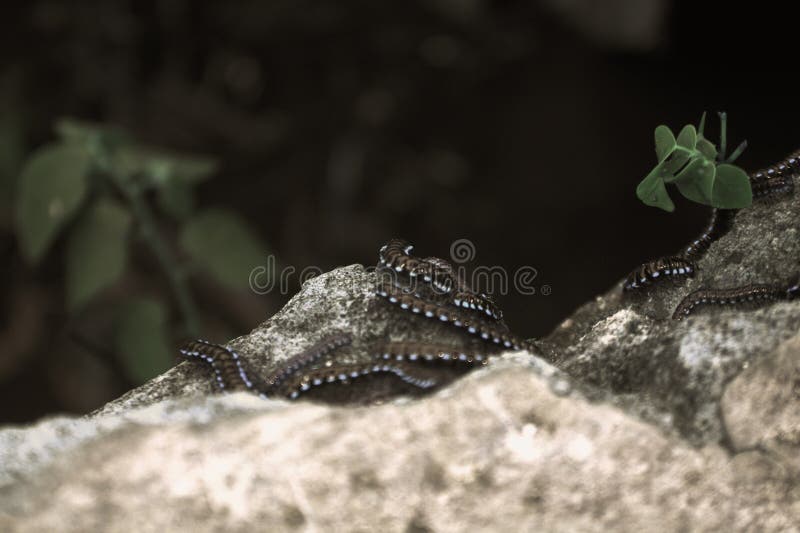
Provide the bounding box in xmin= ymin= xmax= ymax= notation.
xmin=672 ymin=274 xmax=800 ymax=320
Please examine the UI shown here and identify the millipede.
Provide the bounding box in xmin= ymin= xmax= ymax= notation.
xmin=681 ymin=209 xmax=736 ymax=260
xmin=179 ymin=339 xmax=255 ymax=393
xmin=749 ymin=149 xmax=799 ymax=199
xmin=623 ymin=255 xmax=696 ymax=292
xmin=264 ymin=333 xmax=352 ymax=390
xmin=378 ymin=238 xmax=455 ymax=293
xmin=375 ymin=281 xmax=528 ymax=351
xmin=672 ymin=274 xmax=800 ymax=320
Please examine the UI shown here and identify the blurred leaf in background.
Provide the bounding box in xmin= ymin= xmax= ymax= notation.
xmin=180 ymin=208 xmax=270 ymax=290
xmin=15 ymin=143 xmax=92 ymax=262
xmin=65 ymin=198 xmax=132 ymax=310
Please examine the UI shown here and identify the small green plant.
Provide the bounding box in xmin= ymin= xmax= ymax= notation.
xmin=14 ymin=119 xmax=269 ymax=382
xmin=636 ymin=112 xmax=751 ymax=212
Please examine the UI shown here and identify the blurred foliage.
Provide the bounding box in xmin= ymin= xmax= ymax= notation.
xmin=12 ymin=118 xmax=270 ymax=384
xmin=637 ymin=113 xmax=751 ymax=212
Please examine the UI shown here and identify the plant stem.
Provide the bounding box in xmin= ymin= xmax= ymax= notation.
xmin=717 ymin=111 xmax=728 ymax=161
xmin=116 ymin=180 xmax=200 ymax=337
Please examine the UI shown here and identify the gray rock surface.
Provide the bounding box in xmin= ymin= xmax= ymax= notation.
xmin=1 ymin=177 xmax=799 ymax=532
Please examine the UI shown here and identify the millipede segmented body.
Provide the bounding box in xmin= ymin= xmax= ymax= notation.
xmin=179 ymin=340 xmax=255 ymax=393
xmin=672 ymin=274 xmax=800 ymax=320
xmin=681 ymin=209 xmax=736 ymax=260
xmin=375 ymin=281 xmax=528 ymax=351
xmin=749 ymin=149 xmax=798 ymax=199
xmin=264 ymin=333 xmax=352 ymax=390
xmin=623 ymin=256 xmax=696 ymax=291
xmin=378 ymin=238 xmax=455 ymax=293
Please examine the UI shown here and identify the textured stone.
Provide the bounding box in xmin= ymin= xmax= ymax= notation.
xmin=3 ymin=356 xmax=799 ymax=532
xmin=722 ymin=333 xmax=800 ymax=474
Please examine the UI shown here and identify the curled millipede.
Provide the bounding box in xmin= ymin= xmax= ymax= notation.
xmin=672 ymin=274 xmax=800 ymax=320
xmin=681 ymin=209 xmax=736 ymax=260
xmin=179 ymin=340 xmax=254 ymax=392
xmin=623 ymin=256 xmax=696 ymax=292
xmin=378 ymin=238 xmax=454 ymax=293
xmin=375 ymin=281 xmax=528 ymax=351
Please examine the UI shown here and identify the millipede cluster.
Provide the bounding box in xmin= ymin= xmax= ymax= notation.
xmin=179 ymin=239 xmax=528 ymax=401
xmin=375 ymin=238 xmax=530 ymax=351
xmin=623 ymin=148 xmax=798 ymax=295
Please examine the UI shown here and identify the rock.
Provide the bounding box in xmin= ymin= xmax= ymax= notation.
xmin=2 ymin=355 xmax=799 ymax=532
xmin=722 ymin=333 xmax=800 ymax=474
xmin=2 ymin=175 xmax=800 ymax=531
xmin=549 ymin=184 xmax=800 ymax=445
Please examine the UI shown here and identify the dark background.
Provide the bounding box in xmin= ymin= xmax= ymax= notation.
xmin=1 ymin=0 xmax=797 ymax=423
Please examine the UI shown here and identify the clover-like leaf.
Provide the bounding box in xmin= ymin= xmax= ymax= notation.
xmin=667 ymin=156 xmax=714 ymax=185
xmin=65 ymin=198 xmax=132 ymax=310
xmin=676 ymin=125 xmax=697 ymax=150
xmin=636 ymin=161 xmax=675 ymax=212
xmin=711 ymin=164 xmax=752 ymax=208
xmin=15 ymin=143 xmax=92 ymax=263
xmin=675 ymin=162 xmax=715 ymax=206
xmin=654 ymin=125 xmax=676 ymax=162
xmin=114 ymin=298 xmax=173 ymax=383
xmin=179 ymin=208 xmax=268 ymax=290
xmin=695 ymin=138 xmax=717 ymax=161
xmin=661 ymin=147 xmax=692 ymax=175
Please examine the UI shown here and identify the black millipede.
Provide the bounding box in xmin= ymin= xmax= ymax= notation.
xmin=375 ymin=281 xmax=529 ymax=351
xmin=672 ymin=274 xmax=800 ymax=320
xmin=623 ymin=255 xmax=696 ymax=292
xmin=378 ymin=238 xmax=455 ymax=293
xmin=264 ymin=333 xmax=352 ymax=390
xmin=179 ymin=339 xmax=256 ymax=393
xmin=681 ymin=209 xmax=736 ymax=260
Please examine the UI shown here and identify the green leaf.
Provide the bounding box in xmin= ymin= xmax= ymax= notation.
xmin=65 ymin=198 xmax=132 ymax=310
xmin=114 ymin=298 xmax=173 ymax=383
xmin=156 ymin=179 xmax=195 ymax=220
xmin=675 ymin=125 xmax=697 ymax=150
xmin=180 ymin=208 xmax=268 ymax=290
xmin=711 ymin=164 xmax=752 ymax=208
xmin=695 ymin=137 xmax=717 ymax=161
xmin=661 ymin=147 xmax=692 ymax=175
xmin=676 ymin=164 xmax=715 ymax=205
xmin=15 ymin=143 xmax=92 ymax=263
xmin=636 ymin=162 xmax=675 ymax=212
xmin=666 ymin=156 xmax=714 ymax=184
xmin=654 ymin=125 xmax=676 ymax=162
